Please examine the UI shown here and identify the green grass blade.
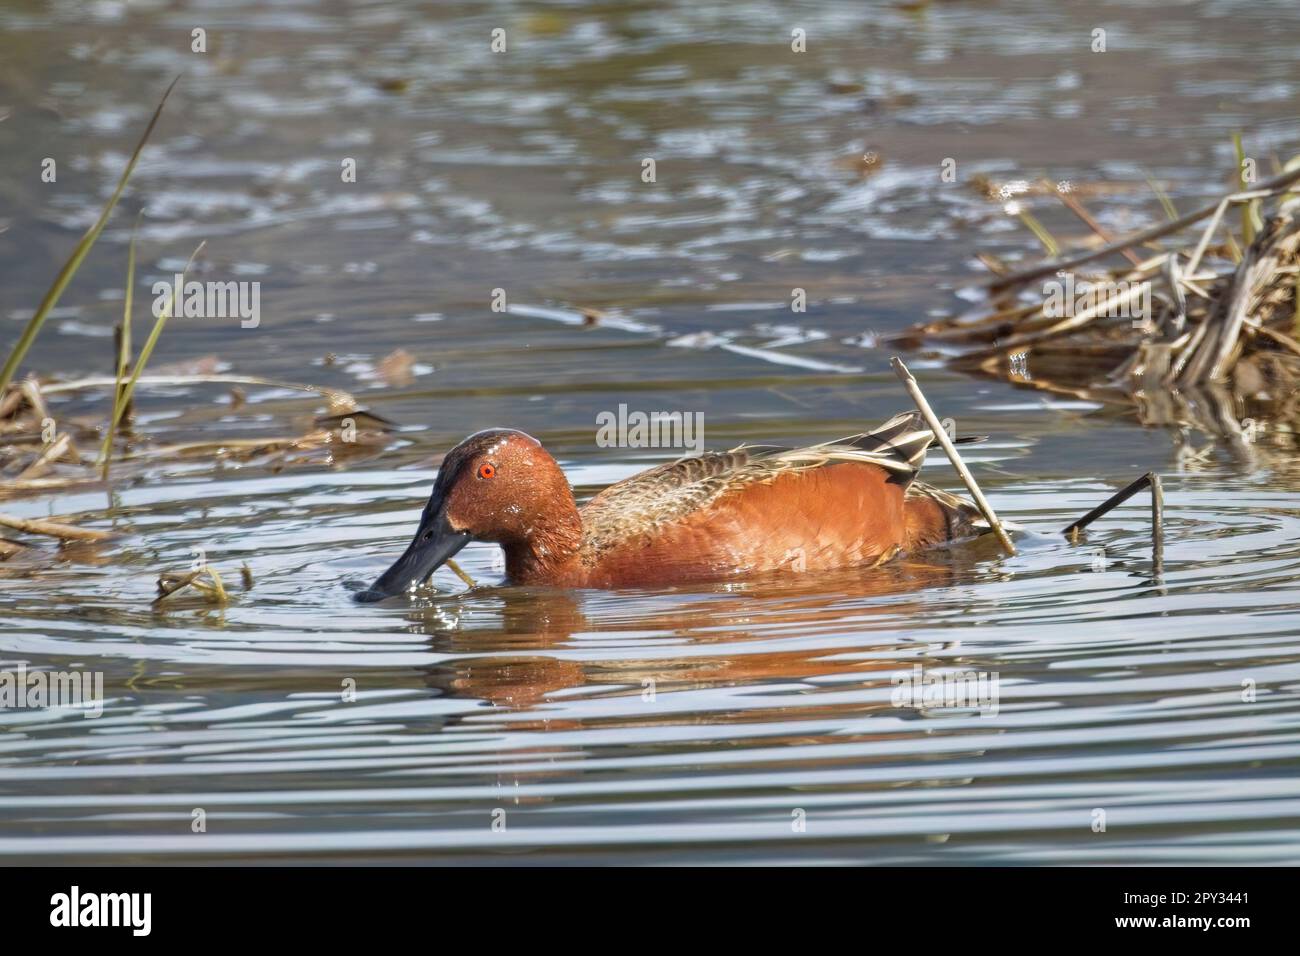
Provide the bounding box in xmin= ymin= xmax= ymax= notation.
xmin=1232 ymin=132 xmax=1263 ymax=244
xmin=1283 ymin=154 xmax=1300 ymax=204
xmin=96 ymin=240 xmax=205 ymax=470
xmin=99 ymin=218 xmax=140 ymax=478
xmin=1016 ymin=209 xmax=1060 ymax=259
xmin=1144 ymin=173 xmax=1178 ymax=222
xmin=0 ymin=76 xmax=179 ymax=396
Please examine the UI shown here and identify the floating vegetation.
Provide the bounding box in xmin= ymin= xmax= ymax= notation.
xmin=151 ymin=561 xmax=259 ymax=610
xmin=0 ymin=371 xmax=395 ymax=499
xmin=0 ymin=506 xmax=112 ymax=574
xmin=154 ymin=564 xmax=234 ymax=608
xmin=897 ymin=160 xmax=1300 ymax=460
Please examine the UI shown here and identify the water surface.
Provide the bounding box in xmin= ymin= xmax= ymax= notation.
xmin=2 ymin=0 xmax=1299 ymax=864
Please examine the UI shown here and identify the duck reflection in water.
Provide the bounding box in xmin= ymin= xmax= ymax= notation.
xmin=402 ymin=555 xmax=989 ymax=714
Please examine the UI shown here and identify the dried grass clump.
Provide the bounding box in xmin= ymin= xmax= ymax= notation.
xmin=895 ymin=163 xmax=1300 ymax=457
xmin=153 ymin=562 xmax=253 ymax=608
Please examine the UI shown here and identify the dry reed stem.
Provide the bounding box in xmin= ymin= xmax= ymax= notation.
xmin=1062 ymin=472 xmax=1163 ymax=538
xmin=0 ymin=387 xmax=23 ymax=421
xmin=445 ymin=559 xmax=478 ymax=589
xmin=40 ymin=373 xmax=358 ymax=413
xmin=988 ymin=165 xmax=1300 ymax=291
xmin=0 ymin=512 xmax=112 ymax=542
xmin=19 ymin=378 xmax=49 ymax=423
xmin=153 ymin=566 xmax=231 ymax=607
xmin=16 ymin=432 xmax=73 ymax=480
xmin=891 ymin=357 xmax=1016 ymax=556
xmin=1051 ymin=183 xmax=1142 ymax=267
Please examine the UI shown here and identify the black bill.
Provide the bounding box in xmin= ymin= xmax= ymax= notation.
xmin=354 ymin=500 xmax=470 ymax=603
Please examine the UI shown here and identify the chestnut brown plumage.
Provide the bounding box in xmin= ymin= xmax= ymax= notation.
xmin=356 ymin=413 xmax=989 ymax=600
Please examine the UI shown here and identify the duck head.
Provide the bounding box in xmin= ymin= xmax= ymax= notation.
xmin=355 ymin=429 xmax=577 ymax=601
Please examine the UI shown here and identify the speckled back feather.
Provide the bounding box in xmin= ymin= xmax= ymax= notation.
xmin=579 ymin=411 xmax=959 ymax=557
xmin=906 ymin=480 xmax=986 ymax=540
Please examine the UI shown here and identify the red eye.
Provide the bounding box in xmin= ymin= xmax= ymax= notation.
xmin=477 ymin=463 xmax=496 ymax=480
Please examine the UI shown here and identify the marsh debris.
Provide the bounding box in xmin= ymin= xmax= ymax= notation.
xmin=154 ymin=565 xmax=231 ymax=608
xmin=0 ymin=371 xmax=398 ymax=497
xmin=897 ymin=165 xmax=1300 ymax=457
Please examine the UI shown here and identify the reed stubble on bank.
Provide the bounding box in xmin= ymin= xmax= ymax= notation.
xmin=894 ymin=164 xmax=1300 ymax=453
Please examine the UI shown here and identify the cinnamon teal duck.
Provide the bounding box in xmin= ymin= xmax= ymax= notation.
xmin=355 ymin=411 xmax=992 ymax=600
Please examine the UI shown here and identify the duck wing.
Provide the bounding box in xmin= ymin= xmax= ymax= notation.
xmin=579 ymin=411 xmax=946 ymax=555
